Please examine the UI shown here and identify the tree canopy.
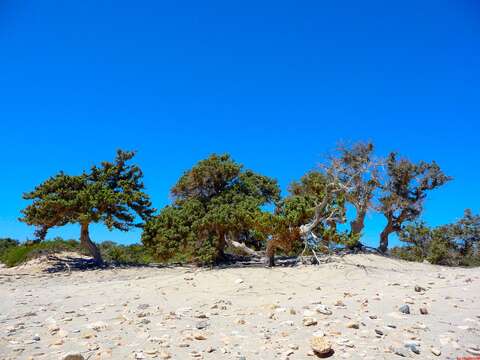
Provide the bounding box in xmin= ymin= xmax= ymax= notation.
xmin=378 ymin=153 xmax=451 ymax=252
xmin=328 ymin=142 xmax=381 ymax=245
xmin=20 ymin=150 xmax=153 ymax=264
xmin=15 ymin=142 xmax=473 ymax=268
xmin=265 ymin=170 xmax=349 ymax=264
xmin=142 ymin=154 xmax=280 ymax=264
xmin=394 ymin=209 xmax=480 ymax=266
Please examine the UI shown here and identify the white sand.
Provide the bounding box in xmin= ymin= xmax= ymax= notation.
xmin=1 ymin=254 xmax=479 ymax=359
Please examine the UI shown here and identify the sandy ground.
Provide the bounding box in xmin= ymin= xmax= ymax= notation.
xmin=1 ymin=253 xmax=479 ymax=360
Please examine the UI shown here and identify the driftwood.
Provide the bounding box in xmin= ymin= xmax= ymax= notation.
xmin=225 ymin=235 xmax=262 ymax=258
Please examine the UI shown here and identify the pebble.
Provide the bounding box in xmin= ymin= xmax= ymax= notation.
xmin=346 ymin=322 xmax=359 ymax=329
xmin=159 ymin=351 xmax=172 ymax=359
xmin=48 ymin=324 xmax=60 ymax=334
xmin=419 ymin=307 xmax=428 ymax=315
xmin=399 ymin=305 xmax=410 ymax=314
xmin=315 ymin=304 xmax=333 ymax=316
xmin=392 ymin=347 xmax=407 ymax=357
xmin=195 ymin=320 xmax=209 ymax=329
xmin=193 ymin=332 xmax=207 ymax=340
xmin=310 ymin=335 xmax=333 ymax=357
xmin=62 ymin=353 xmax=85 ymax=360
xmin=430 ymin=347 xmax=441 ymax=356
xmin=88 ymin=321 xmax=108 ymax=331
xmin=404 ymin=342 xmax=420 ymax=354
xmin=303 ymin=317 xmax=318 ymax=326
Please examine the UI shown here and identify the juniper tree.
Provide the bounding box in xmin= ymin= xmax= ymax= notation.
xmin=378 ymin=153 xmax=451 ymax=253
xmin=142 ymin=154 xmax=280 ymax=264
xmin=265 ymin=171 xmax=347 ymax=266
xmin=450 ymin=209 xmax=480 ymax=256
xmin=398 ymin=221 xmax=433 ymax=259
xmin=20 ymin=150 xmax=153 ymax=264
xmin=397 ymin=221 xmax=454 ymax=264
xmin=329 ymin=142 xmax=381 ymax=245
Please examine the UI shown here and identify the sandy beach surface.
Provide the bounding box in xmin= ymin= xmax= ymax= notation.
xmin=1 ymin=254 xmax=479 ymax=360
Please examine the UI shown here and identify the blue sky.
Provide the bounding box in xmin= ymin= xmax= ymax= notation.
xmin=1 ymin=1 xmax=479 ymax=247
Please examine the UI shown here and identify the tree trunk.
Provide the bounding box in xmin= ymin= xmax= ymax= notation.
xmin=225 ymin=238 xmax=261 ymax=257
xmin=348 ymin=209 xmax=366 ymax=249
xmin=80 ymin=223 xmax=103 ymax=265
xmin=379 ymin=222 xmax=394 ymax=253
xmin=350 ymin=210 xmax=366 ymax=236
xmin=266 ymin=240 xmax=276 ymax=267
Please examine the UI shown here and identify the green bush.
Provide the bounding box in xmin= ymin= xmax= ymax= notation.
xmin=0 ymin=238 xmax=81 ymax=267
xmin=0 ymin=238 xmax=19 ymax=259
xmin=99 ymin=241 xmax=154 ymax=265
xmin=426 ymin=238 xmax=451 ymax=265
xmin=1 ymin=246 xmax=32 ymax=267
xmin=390 ymin=246 xmax=424 ymax=263
xmin=0 ymin=238 xmax=154 ymax=267
xmin=393 ymin=213 xmax=480 ymax=267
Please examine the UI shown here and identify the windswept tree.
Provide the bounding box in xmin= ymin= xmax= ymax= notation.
xmin=265 ymin=171 xmax=347 ymax=266
xmin=396 ymin=209 xmax=480 ymax=265
xmin=398 ymin=221 xmax=434 ymax=259
xmin=397 ymin=221 xmax=454 ymax=265
xmin=329 ymin=142 xmax=382 ymax=246
xmin=142 ymin=154 xmax=280 ymax=264
xmin=450 ymin=209 xmax=480 ymax=257
xmin=378 ymin=153 xmax=451 ymax=253
xmin=20 ymin=150 xmax=154 ymax=264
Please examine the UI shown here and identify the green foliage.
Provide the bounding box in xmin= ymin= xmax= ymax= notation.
xmin=335 ymin=142 xmax=380 ymax=209
xmin=21 ymin=150 xmax=154 ymax=237
xmin=280 ymin=171 xmax=347 ymax=245
xmin=98 ymin=241 xmax=154 ymax=265
xmin=449 ymin=209 xmax=480 ymax=256
xmin=426 ymin=235 xmax=452 ymax=265
xmin=0 ymin=238 xmax=81 ymax=267
xmin=390 ymin=246 xmax=425 ymax=263
xmin=142 ymin=154 xmax=280 ymax=264
xmin=20 ymin=150 xmax=154 ymax=262
xmin=394 ymin=213 xmax=480 ymax=267
xmin=378 ymin=153 xmax=451 ymax=252
xmin=398 ymin=221 xmax=432 ymax=258
xmin=380 ymin=154 xmax=451 ymax=223
xmin=142 ymin=201 xmax=207 ymax=263
xmin=0 ymin=237 xmax=154 ymax=267
xmin=0 ymin=238 xmax=19 ymax=259
xmin=284 ymin=171 xmax=344 ymax=226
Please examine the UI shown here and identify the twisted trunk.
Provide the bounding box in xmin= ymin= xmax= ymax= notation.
xmin=379 ymin=219 xmax=394 ymax=253
xmin=80 ymin=222 xmax=103 ymax=265
xmin=350 ymin=209 xmax=366 ymax=237
xmin=266 ymin=240 xmax=276 ymax=267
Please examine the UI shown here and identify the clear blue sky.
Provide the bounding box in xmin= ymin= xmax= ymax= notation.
xmin=1 ymin=1 xmax=479 ymax=247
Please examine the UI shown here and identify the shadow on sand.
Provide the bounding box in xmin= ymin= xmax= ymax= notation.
xmin=42 ymin=254 xmax=163 ymax=274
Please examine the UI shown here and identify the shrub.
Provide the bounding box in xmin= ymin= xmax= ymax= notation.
xmin=393 ymin=213 xmax=480 ymax=267
xmin=0 ymin=238 xmax=19 ymax=259
xmin=0 ymin=238 xmax=81 ymax=267
xmin=99 ymin=241 xmax=154 ymax=265
xmin=0 ymin=237 xmax=154 ymax=267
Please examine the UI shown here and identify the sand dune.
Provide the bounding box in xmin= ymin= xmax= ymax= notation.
xmin=1 ymin=254 xmax=479 ymax=359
